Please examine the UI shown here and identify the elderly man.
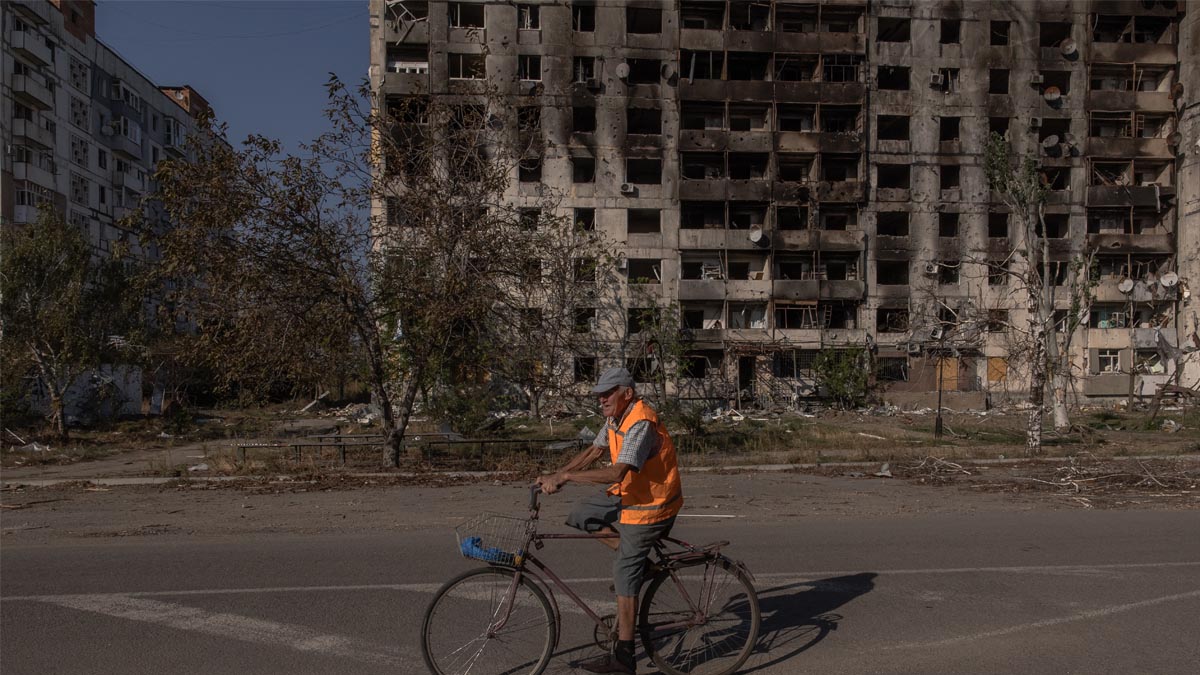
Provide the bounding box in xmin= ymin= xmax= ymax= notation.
xmin=537 ymin=367 xmax=683 ymax=674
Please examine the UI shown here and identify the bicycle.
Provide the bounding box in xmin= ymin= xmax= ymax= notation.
xmin=421 ymin=486 xmax=760 ymax=675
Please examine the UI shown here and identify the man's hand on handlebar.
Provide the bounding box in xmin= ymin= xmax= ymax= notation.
xmin=536 ymin=472 xmax=566 ymax=494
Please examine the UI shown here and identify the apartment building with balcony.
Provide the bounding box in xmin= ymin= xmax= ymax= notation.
xmin=371 ymin=0 xmax=1198 ymax=408
xmin=1 ymin=0 xmax=209 ymax=261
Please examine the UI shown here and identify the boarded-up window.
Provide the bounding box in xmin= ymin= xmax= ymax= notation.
xmin=987 ymin=357 xmax=1008 ymax=383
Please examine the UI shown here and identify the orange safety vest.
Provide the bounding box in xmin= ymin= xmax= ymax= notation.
xmin=606 ymin=400 xmax=683 ymax=525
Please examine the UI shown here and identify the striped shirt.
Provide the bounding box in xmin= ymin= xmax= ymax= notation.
xmin=594 ymin=400 xmax=659 ymax=471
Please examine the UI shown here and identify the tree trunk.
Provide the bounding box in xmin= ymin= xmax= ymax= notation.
xmin=1026 ymin=293 xmax=1047 ymax=456
xmin=386 ymin=372 xmax=422 ymax=467
xmin=528 ymin=388 xmax=540 ymax=418
xmin=1051 ymin=373 xmax=1070 ymax=431
xmin=50 ymin=391 xmax=68 ymax=441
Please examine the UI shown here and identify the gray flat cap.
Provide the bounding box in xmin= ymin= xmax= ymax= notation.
xmin=592 ymin=367 xmax=635 ymax=393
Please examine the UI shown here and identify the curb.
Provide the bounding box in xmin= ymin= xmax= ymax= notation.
xmin=4 ymin=454 xmax=1197 ymax=488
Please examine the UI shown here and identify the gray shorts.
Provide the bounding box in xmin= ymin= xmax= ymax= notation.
xmin=566 ymin=493 xmax=676 ymax=597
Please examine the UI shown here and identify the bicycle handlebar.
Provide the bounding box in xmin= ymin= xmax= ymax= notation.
xmin=529 ymin=484 xmax=541 ymax=511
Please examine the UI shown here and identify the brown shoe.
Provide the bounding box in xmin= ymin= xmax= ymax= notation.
xmin=579 ymin=654 xmax=635 ymax=674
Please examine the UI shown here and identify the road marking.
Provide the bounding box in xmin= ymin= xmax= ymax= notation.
xmin=883 ymin=588 xmax=1200 ymax=650
xmin=678 ymin=514 xmax=739 ymax=518
xmin=41 ymin=595 xmax=413 ymax=666
xmin=6 ymin=561 xmax=1197 ymax=602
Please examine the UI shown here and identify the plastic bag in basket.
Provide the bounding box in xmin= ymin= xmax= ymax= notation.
xmin=460 ymin=536 xmax=523 ymax=565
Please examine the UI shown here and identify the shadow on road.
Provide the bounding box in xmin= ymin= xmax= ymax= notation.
xmin=742 ymin=572 xmax=877 ymax=672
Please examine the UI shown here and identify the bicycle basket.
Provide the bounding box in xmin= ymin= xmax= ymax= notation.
xmin=455 ymin=513 xmax=530 ymax=566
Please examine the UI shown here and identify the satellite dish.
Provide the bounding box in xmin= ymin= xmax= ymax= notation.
xmin=615 ymin=62 xmax=630 ymax=80
xmin=660 ymin=64 xmax=674 ymax=79
xmin=748 ymin=226 xmax=766 ymax=244
xmin=1059 ymin=39 xmax=1077 ymax=56
xmin=1041 ymin=135 xmax=1060 ymax=148
xmin=1162 ymin=272 xmax=1180 ymax=287
xmin=1043 ymin=86 xmax=1062 ymax=102
xmin=1168 ymin=132 xmax=1183 ymax=147
xmin=1063 ymin=132 xmax=1078 ymax=146
xmin=1118 ymin=278 xmax=1135 ymax=294
xmin=1171 ymin=83 xmax=1185 ymax=99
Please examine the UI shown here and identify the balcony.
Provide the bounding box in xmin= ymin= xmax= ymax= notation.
xmin=678 ymin=130 xmax=728 ymax=151
xmin=1086 ymin=90 xmax=1175 ymax=113
xmin=1086 ymin=136 xmax=1172 ymax=158
xmin=13 ymin=74 xmax=53 ymax=110
xmin=13 ymin=205 xmax=40 ymax=224
xmin=816 ymin=181 xmax=866 ymax=202
xmin=1090 ymin=43 xmax=1178 ymax=66
xmin=1087 ymin=185 xmax=1162 ymax=208
xmin=13 ymin=119 xmax=54 ymax=149
xmin=775 ymin=229 xmax=818 ymax=249
xmin=110 ymin=133 xmax=143 ymax=161
xmin=773 ymin=280 xmax=819 ymax=300
xmin=726 ymin=279 xmax=772 ymax=298
xmin=1087 ymin=233 xmax=1173 ymax=254
xmin=12 ymin=31 xmax=53 ymax=66
xmin=13 ymin=161 xmax=55 ymax=188
xmin=113 ymin=170 xmax=146 ymax=192
xmin=822 ymin=280 xmax=866 ymax=300
xmin=775 ymin=131 xmax=819 ymax=153
xmin=678 ymin=279 xmax=726 ymax=301
xmin=679 ymin=229 xmax=728 ymax=248
xmin=818 ymin=133 xmax=863 ymax=153
xmin=818 ymin=230 xmax=866 ymax=251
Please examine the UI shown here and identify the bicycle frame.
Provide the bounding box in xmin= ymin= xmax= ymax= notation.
xmin=484 ymin=486 xmax=713 ymax=643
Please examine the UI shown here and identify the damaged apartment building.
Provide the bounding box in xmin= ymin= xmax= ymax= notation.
xmin=370 ymin=0 xmax=1200 ymax=408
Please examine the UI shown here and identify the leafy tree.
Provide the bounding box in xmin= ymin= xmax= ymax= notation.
xmin=1 ymin=209 xmax=144 ymax=438
xmin=814 ymin=348 xmax=870 ymax=409
xmin=149 ymin=77 xmax=611 ymax=466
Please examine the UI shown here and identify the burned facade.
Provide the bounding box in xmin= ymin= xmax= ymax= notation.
xmin=370 ymin=0 xmax=1199 ymax=408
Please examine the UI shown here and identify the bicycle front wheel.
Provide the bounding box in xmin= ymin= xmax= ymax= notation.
xmin=421 ymin=567 xmax=556 ymax=675
xmin=639 ymin=557 xmax=760 ymax=675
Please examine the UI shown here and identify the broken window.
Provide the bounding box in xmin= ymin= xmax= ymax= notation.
xmin=729 ymin=202 xmax=767 ymax=229
xmin=517 ymin=4 xmax=539 ymax=29
xmin=1042 ymin=70 xmax=1071 ymax=96
xmin=939 ymin=212 xmax=959 ymax=237
xmin=626 ymin=6 xmax=662 ymax=34
xmin=988 ymin=213 xmax=1009 ymax=238
xmin=989 ymin=69 xmax=1009 ymax=95
xmin=574 ymin=308 xmax=596 ymax=333
xmin=820 ymin=106 xmax=860 ymax=133
xmin=878 ymin=357 xmax=908 ymax=381
xmin=680 ymin=1 xmax=724 ymax=30
xmin=775 ymin=304 xmax=819 ymax=330
xmin=574 ymin=356 xmax=597 ymax=382
xmin=572 ymin=156 xmax=595 ymax=183
xmin=682 ymin=51 xmax=723 ymax=80
xmin=940 ymin=165 xmax=961 ymax=190
xmin=386 ymin=45 xmax=430 ymax=74
xmin=991 ymin=20 xmax=1010 ymax=45
xmin=777 ymin=3 xmax=817 ymax=33
xmin=777 ymin=154 xmax=813 ymax=182
xmin=627 ymin=307 xmax=659 ymax=334
xmin=573 ymin=57 xmax=596 ymax=83
xmin=938 ymin=261 xmax=960 ymax=285
xmin=1039 ymin=22 xmax=1072 ymax=48
xmin=681 ymin=201 xmax=724 ymax=229
xmin=682 ymin=351 xmax=723 ymax=378
xmin=878 ymin=17 xmax=910 ymax=42
xmin=877 ymin=115 xmax=910 ymax=141
xmin=1041 ymin=213 xmax=1069 ymax=238
xmin=682 ymin=153 xmax=724 ymax=180
xmin=877 ymin=308 xmax=909 ymax=333
xmin=940 ymin=116 xmax=960 ymax=142
xmin=934 ymin=68 xmax=960 ymax=93
xmin=572 ymin=2 xmax=595 ymax=32
xmin=727 ymin=52 xmax=771 ymax=81
xmin=627 ymin=208 xmax=661 ymax=234
xmin=518 ymin=55 xmax=541 ymax=81
xmin=574 ymin=207 xmax=595 ymax=231
xmin=574 ymin=257 xmax=598 ymax=284
xmin=681 ymin=101 xmax=724 ymax=130
xmin=627 ymin=108 xmax=662 ymax=135
xmin=519 ymin=208 xmax=541 ymax=230
xmin=988 ymin=260 xmax=1009 ymax=286
xmin=877 ymin=211 xmax=909 ymax=236
xmin=728 ymin=104 xmax=769 ymax=131
xmin=1088 ymin=209 xmax=1131 ymax=234
xmin=729 ymin=1 xmax=769 ymax=31
xmin=777 ymin=104 xmax=815 ymax=132
xmin=823 ymin=54 xmax=863 ymax=83
xmin=825 ymin=255 xmax=859 ymax=281
xmin=627 ymin=259 xmax=662 ymax=284
xmin=626 ymin=158 xmax=662 ymax=183
xmin=777 ymin=205 xmax=808 ymax=230
xmin=627 ymin=59 xmax=662 ymax=84
xmin=517 ymin=106 xmax=540 ymax=133
xmin=1090 ymin=308 xmax=1127 ymax=331
xmin=877 ymin=164 xmax=911 ymax=189
xmin=729 ymin=153 xmax=768 ymax=180
xmin=447 ymin=53 xmax=485 ymax=79
xmin=820 ymin=207 xmax=857 ymax=232
xmin=822 ymin=154 xmax=859 ymax=182
xmin=989 ymin=117 xmax=1010 ymax=136
xmin=776 ymin=253 xmax=816 ymax=279
xmin=876 ymin=261 xmax=909 ymax=285
xmin=729 ymin=303 xmax=768 ymax=329
xmin=1039 ymin=167 xmax=1070 ymax=190
xmin=448 ymin=2 xmax=484 ymax=28
xmin=1133 ymin=16 xmax=1172 ymax=44
xmin=821 ymin=7 xmax=862 ymax=33
xmin=1138 ymin=114 xmax=1172 ymax=139
xmin=774 ymin=350 xmax=819 ymax=378
xmin=1090 ymin=64 xmax=1133 ymax=91
xmin=518 ymin=157 xmax=542 ymax=182
xmin=877 ymin=66 xmax=910 ymax=90
xmin=572 ymin=106 xmax=596 ymax=132
xmin=1090 ymin=112 xmax=1132 ymax=138
xmin=1092 ymin=15 xmax=1131 ymax=43
xmin=940 ymin=19 xmax=961 ymax=44
xmin=775 ymin=54 xmax=818 ymax=82
xmin=987 ymin=310 xmax=1009 ymax=332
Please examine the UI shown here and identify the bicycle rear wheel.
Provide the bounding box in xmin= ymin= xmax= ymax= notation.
xmin=421 ymin=567 xmax=556 ymax=675
xmin=639 ymin=557 xmax=760 ymax=675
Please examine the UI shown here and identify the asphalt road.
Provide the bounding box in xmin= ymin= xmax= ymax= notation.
xmin=3 ymin=493 xmax=1199 ymax=675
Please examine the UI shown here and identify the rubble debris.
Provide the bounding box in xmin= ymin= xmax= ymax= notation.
xmin=187 ymin=463 xmax=209 ymax=472
xmin=299 ymin=391 xmax=330 ymax=413
xmin=1161 ymin=419 xmax=1182 ymax=433
xmin=873 ymin=463 xmax=893 ymax=478
xmin=17 ymin=443 xmax=52 ymax=453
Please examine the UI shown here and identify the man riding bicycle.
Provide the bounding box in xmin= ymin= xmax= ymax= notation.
xmin=537 ymin=366 xmax=683 ymax=675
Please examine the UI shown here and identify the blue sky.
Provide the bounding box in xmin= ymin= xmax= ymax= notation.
xmin=96 ymin=0 xmax=369 ymax=153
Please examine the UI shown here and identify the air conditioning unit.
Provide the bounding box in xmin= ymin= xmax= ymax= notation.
xmin=585 ymin=78 xmax=600 ymax=91
xmin=1031 ymin=74 xmax=1045 ymax=85
xmin=907 ymin=342 xmax=922 ymax=355
xmin=929 ymin=73 xmax=944 ymax=87
xmin=930 ymin=327 xmax=945 ymax=340
xmin=924 ymin=262 xmax=940 ymax=275
xmin=619 ymin=183 xmax=636 ymax=195
xmin=616 ymin=256 xmax=627 ymax=270
xmin=1030 ymin=117 xmax=1043 ymax=128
